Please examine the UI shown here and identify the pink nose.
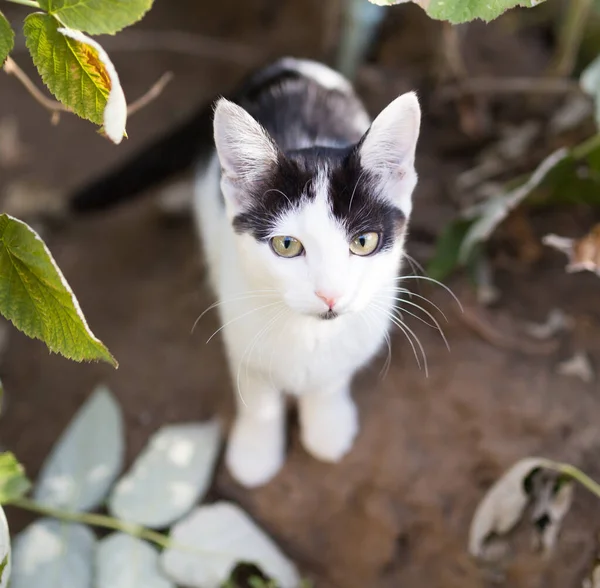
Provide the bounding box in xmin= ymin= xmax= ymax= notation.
xmin=315 ymin=291 xmax=338 ymax=309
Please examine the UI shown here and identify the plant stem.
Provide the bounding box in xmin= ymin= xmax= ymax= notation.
xmin=550 ymin=0 xmax=593 ymax=76
xmin=544 ymin=461 xmax=600 ymax=499
xmin=7 ymin=497 xmax=173 ymax=550
xmin=4 ymin=0 xmax=39 ymax=8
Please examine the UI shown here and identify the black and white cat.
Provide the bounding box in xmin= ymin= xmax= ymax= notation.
xmin=71 ymin=57 xmax=421 ymax=487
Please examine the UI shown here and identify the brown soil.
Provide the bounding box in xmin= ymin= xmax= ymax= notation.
xmin=1 ymin=1 xmax=600 ymax=587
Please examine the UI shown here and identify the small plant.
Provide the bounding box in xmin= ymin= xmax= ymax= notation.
xmin=0 ymin=385 xmax=302 ymax=588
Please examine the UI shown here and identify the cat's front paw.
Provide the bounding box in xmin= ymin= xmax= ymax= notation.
xmin=299 ymin=392 xmax=359 ymax=463
xmin=225 ymin=414 xmax=285 ymax=488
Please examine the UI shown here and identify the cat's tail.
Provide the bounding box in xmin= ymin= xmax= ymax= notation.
xmin=68 ymin=100 xmax=215 ymax=213
xmin=68 ymin=56 xmax=321 ymax=214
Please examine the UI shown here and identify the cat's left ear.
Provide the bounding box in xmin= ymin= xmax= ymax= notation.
xmin=358 ymin=91 xmax=421 ymax=215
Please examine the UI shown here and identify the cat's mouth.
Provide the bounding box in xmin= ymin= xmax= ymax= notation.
xmin=319 ymin=309 xmax=339 ymax=321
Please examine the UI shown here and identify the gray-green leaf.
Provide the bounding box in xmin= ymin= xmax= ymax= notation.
xmin=33 ymin=386 xmax=124 ymax=512
xmin=10 ymin=519 xmax=95 ymax=588
xmin=38 ymin=0 xmax=154 ymax=35
xmin=97 ymin=534 xmax=174 ymax=588
xmin=108 ymin=420 xmax=221 ymax=529
xmin=0 ymin=507 xmax=10 ymax=588
xmin=0 ymin=452 xmax=31 ymax=504
xmin=0 ymin=214 xmax=116 ymax=366
xmin=161 ymin=502 xmax=300 ymax=588
xmin=459 ymin=148 xmax=569 ymax=262
xmin=581 ymin=54 xmax=600 ymax=128
xmin=0 ymin=12 xmax=14 ymax=66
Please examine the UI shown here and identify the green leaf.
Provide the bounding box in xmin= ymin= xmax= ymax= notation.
xmin=368 ymin=0 xmax=546 ymax=23
xmin=39 ymin=0 xmax=153 ymax=35
xmin=0 ymin=11 xmax=14 ymax=66
xmin=34 ymin=386 xmax=124 ymax=512
xmin=0 ymin=507 xmax=10 ymax=588
xmin=23 ymin=14 xmax=127 ymax=143
xmin=426 ymin=219 xmax=474 ymax=281
xmin=0 ymin=453 xmax=31 ymax=504
xmin=427 ymin=0 xmax=544 ymax=23
xmin=0 ymin=214 xmax=117 ymax=366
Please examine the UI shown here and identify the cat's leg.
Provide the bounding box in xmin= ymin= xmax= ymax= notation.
xmin=298 ymin=378 xmax=359 ymax=463
xmin=226 ymin=372 xmax=285 ymax=488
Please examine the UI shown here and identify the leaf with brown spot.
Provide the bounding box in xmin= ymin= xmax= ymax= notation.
xmin=24 ymin=14 xmax=127 ymax=143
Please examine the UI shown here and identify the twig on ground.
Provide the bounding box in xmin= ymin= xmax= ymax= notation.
xmin=439 ymin=77 xmax=582 ymax=102
xmin=457 ymin=304 xmax=560 ymax=356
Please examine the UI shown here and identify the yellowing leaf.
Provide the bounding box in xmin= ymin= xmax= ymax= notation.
xmin=0 ymin=12 xmax=14 ymax=67
xmin=39 ymin=0 xmax=154 ymax=36
xmin=24 ymin=14 xmax=127 ymax=143
xmin=0 ymin=214 xmax=117 ymax=366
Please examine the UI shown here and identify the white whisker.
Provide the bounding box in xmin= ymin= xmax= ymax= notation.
xmin=263 ymin=188 xmax=292 ymax=206
xmin=393 ymin=275 xmax=463 ymax=311
xmin=206 ymin=300 xmax=283 ymax=343
xmin=371 ymin=301 xmax=428 ymax=376
xmin=348 ymin=170 xmax=367 ymax=212
xmin=236 ymin=306 xmax=286 ymax=407
xmin=376 ymin=293 xmax=450 ymax=351
xmin=191 ymin=290 xmax=278 ymax=333
xmin=383 ymin=288 xmax=449 ymax=323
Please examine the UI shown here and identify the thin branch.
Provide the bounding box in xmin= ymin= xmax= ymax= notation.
xmin=438 ymin=76 xmax=582 ymax=101
xmin=93 ymin=29 xmax=264 ymax=67
xmin=127 ymin=71 xmax=173 ymax=116
xmin=4 ymin=56 xmax=174 ymax=125
xmin=3 ymin=56 xmax=69 ymax=125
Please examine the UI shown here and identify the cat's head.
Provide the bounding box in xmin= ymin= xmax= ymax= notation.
xmin=213 ymin=93 xmax=420 ymax=320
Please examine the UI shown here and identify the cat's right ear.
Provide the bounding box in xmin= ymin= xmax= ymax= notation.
xmin=213 ymin=98 xmax=278 ymax=207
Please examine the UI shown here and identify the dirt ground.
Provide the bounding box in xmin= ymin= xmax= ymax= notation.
xmin=1 ymin=1 xmax=600 ymax=587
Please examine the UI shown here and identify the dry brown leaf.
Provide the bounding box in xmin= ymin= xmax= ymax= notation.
xmin=529 ymin=474 xmax=574 ymax=555
xmin=469 ymin=458 xmax=543 ymax=558
xmin=543 ymin=224 xmax=600 ymax=276
xmin=470 ymin=459 xmax=574 ymax=561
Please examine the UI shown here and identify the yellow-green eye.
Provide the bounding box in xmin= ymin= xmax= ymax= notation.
xmin=270 ymin=235 xmax=304 ymax=258
xmin=350 ymin=232 xmax=380 ymax=256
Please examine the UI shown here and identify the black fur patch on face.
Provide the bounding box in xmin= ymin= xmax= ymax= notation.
xmin=329 ymin=149 xmax=405 ymax=252
xmin=231 ymin=153 xmax=313 ymax=241
xmin=232 ymin=146 xmax=405 ymax=250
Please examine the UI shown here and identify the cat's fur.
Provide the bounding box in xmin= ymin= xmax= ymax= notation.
xmin=70 ymin=57 xmax=421 ymax=487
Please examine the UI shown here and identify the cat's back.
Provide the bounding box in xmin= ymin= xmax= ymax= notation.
xmin=234 ymin=57 xmax=371 ymax=152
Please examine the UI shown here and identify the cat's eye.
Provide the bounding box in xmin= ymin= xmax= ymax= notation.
xmin=350 ymin=232 xmax=380 ymax=256
xmin=270 ymin=235 xmax=304 ymax=258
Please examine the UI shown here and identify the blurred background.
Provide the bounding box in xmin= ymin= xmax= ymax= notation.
xmin=1 ymin=0 xmax=600 ymax=586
